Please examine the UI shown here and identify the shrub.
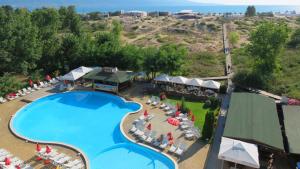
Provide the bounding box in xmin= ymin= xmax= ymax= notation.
xmin=180 ymin=96 xmax=188 ymax=114
xmin=219 ymin=85 xmax=227 ymax=94
xmin=202 ymin=111 xmax=214 ymax=140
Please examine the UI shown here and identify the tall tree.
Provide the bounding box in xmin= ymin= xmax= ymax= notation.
xmin=158 ymin=44 xmax=187 ymax=75
xmin=142 ymin=47 xmax=160 ymax=79
xmin=248 ymin=21 xmax=289 ymax=76
xmin=59 ymin=6 xmax=81 ymax=35
xmin=202 ymin=111 xmax=214 ymax=140
xmin=245 ymin=6 xmax=256 ymax=17
xmin=0 ymin=7 xmax=41 ymax=75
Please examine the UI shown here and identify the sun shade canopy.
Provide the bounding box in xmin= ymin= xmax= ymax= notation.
xmin=218 ymin=137 xmax=260 ymax=168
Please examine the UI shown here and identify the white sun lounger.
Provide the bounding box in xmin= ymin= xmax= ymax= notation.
xmin=175 ymin=144 xmax=187 ymax=156
xmin=146 ymin=96 xmax=155 ymax=104
xmin=17 ymin=90 xmax=26 ymax=96
xmin=54 ymin=156 xmax=71 ymax=165
xmin=152 ymin=139 xmax=161 ymax=147
xmin=63 ymin=159 xmax=81 ymax=168
xmin=145 ymin=131 xmax=157 ymax=143
xmin=160 ymin=103 xmax=166 ymax=109
xmin=134 ymin=129 xmax=144 ymax=137
xmin=21 ymin=164 xmax=34 ymax=169
xmin=166 ymin=109 xmax=175 ymax=116
xmin=70 ymin=163 xmax=84 ymax=169
xmin=168 ymin=143 xmax=178 ymax=153
xmin=159 ymin=139 xmax=168 ymax=149
xmin=39 ymin=82 xmax=46 ymax=88
xmin=33 ymin=84 xmax=41 ymax=90
xmin=50 ymin=153 xmax=65 ymax=161
xmin=27 ymin=87 xmax=35 ymax=92
xmin=152 ymin=99 xmax=160 ymax=106
xmin=22 ymin=88 xmax=31 ymax=94
xmin=139 ymin=131 xmax=151 ymax=141
xmin=129 ymin=125 xmax=137 ymax=133
xmin=0 ymin=154 xmax=13 ymax=161
xmin=0 ymin=97 xmax=8 ymax=103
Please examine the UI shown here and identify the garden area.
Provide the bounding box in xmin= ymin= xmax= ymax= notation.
xmin=159 ymin=95 xmax=220 ymax=131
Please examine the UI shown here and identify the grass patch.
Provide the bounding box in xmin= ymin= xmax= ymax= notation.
xmin=161 ymin=97 xmax=218 ymax=130
xmin=183 ymin=52 xmax=225 ymax=77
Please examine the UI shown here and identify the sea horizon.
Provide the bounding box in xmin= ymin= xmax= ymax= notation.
xmin=1 ymin=4 xmax=300 ymax=14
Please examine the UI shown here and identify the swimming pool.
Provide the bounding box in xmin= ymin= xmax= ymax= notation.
xmin=12 ymin=91 xmax=175 ymax=169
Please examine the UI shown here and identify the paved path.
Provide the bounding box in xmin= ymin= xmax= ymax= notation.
xmin=204 ymin=23 xmax=234 ymax=169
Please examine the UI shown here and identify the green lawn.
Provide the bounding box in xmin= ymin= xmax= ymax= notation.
xmin=162 ymin=98 xmax=218 ymax=130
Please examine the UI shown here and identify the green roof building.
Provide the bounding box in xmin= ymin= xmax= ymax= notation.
xmin=83 ymin=67 xmax=134 ymax=93
xmin=223 ymin=92 xmax=284 ymax=151
xmin=282 ymin=106 xmax=300 ymax=155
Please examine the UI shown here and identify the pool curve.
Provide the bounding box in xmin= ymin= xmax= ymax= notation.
xmin=9 ymin=91 xmax=178 ymax=169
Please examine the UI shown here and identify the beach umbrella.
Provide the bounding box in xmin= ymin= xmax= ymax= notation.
xmin=16 ymin=165 xmax=21 ymax=169
xmin=45 ymin=75 xmax=51 ymax=81
xmin=46 ymin=145 xmax=51 ymax=154
xmin=175 ymin=111 xmax=180 ymax=117
xmin=5 ymin=157 xmax=11 ymax=165
xmin=147 ymin=123 xmax=152 ymax=130
xmin=191 ymin=115 xmax=195 ymax=122
xmin=36 ymin=143 xmax=41 ymax=152
xmin=144 ymin=110 xmax=148 ymax=117
xmin=29 ymin=79 xmax=33 ymax=87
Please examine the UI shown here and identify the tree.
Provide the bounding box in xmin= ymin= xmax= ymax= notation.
xmin=248 ymin=21 xmax=289 ymax=76
xmin=59 ymin=6 xmax=81 ymax=35
xmin=202 ymin=111 xmax=214 ymax=140
xmin=288 ymin=28 xmax=300 ymax=48
xmin=0 ymin=7 xmax=42 ymax=75
xmin=245 ymin=6 xmax=256 ymax=17
xmin=229 ymin=31 xmax=240 ymax=47
xmin=142 ymin=47 xmax=160 ymax=79
xmin=157 ymin=44 xmax=187 ymax=75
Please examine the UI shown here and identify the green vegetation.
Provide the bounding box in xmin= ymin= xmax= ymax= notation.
xmin=184 ymin=52 xmax=225 ymax=77
xmin=0 ymin=73 xmax=26 ymax=97
xmin=0 ymin=5 xmax=190 ymax=97
xmin=201 ymin=111 xmax=214 ymax=140
xmin=245 ymin=6 xmax=256 ymax=17
xmin=228 ymin=31 xmax=240 ymax=46
xmin=0 ymin=5 xmax=187 ymax=77
xmin=233 ymin=21 xmax=290 ymax=89
xmin=162 ymin=97 xmax=219 ymax=130
xmin=288 ymin=28 xmax=300 ymax=48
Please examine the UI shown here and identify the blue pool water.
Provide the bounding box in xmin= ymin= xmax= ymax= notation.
xmin=12 ymin=91 xmax=175 ymax=169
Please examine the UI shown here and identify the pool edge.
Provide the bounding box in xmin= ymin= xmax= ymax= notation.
xmin=119 ymin=96 xmax=179 ymax=169
xmin=8 ymin=91 xmax=90 ymax=169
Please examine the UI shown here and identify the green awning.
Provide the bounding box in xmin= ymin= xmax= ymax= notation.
xmin=282 ymin=106 xmax=300 ymax=154
xmin=223 ymin=92 xmax=284 ymax=150
xmin=83 ymin=69 xmax=133 ymax=83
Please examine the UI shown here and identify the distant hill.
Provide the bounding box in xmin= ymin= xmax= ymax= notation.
xmin=0 ymin=0 xmax=213 ymax=8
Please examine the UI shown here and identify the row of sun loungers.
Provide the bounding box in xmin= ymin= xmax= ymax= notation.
xmin=0 ymin=148 xmax=33 ymax=169
xmin=37 ymin=146 xmax=84 ymax=169
xmin=129 ymin=112 xmax=188 ymax=157
xmin=0 ymin=78 xmax=60 ymax=104
xmin=146 ymin=96 xmax=161 ymax=106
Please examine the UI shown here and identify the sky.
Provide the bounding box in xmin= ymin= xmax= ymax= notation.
xmin=189 ymin=0 xmax=300 ymax=5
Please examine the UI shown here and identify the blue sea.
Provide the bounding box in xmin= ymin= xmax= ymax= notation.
xmin=0 ymin=0 xmax=300 ymax=14
xmin=74 ymin=5 xmax=300 ymax=14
